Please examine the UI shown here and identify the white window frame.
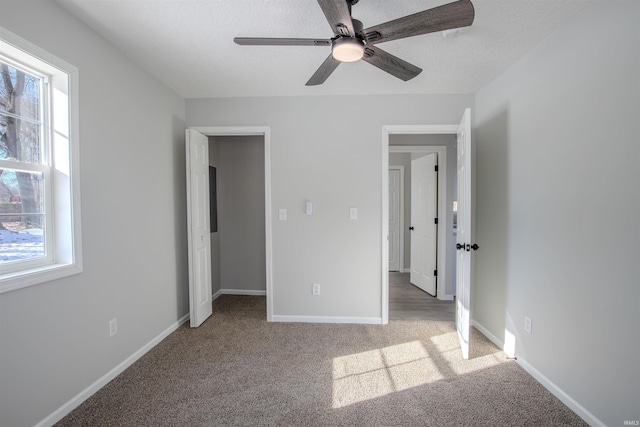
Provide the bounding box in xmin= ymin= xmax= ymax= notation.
xmin=0 ymin=27 xmax=82 ymax=293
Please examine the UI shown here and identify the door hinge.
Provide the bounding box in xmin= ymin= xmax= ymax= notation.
xmin=434 ymin=270 xmax=437 ymax=276
xmin=434 ymin=218 xmax=438 ymax=224
xmin=435 ymin=165 xmax=438 ymax=172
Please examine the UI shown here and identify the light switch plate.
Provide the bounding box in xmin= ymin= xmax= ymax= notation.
xmin=305 ymin=201 xmax=313 ymax=216
xmin=350 ymin=207 xmax=358 ymax=220
xmin=279 ymin=209 xmax=287 ymax=220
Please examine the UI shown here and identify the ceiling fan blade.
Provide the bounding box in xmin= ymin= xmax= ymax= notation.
xmin=361 ymin=0 xmax=475 ymax=45
xmin=362 ymin=46 xmax=422 ymax=81
xmin=317 ymin=0 xmax=355 ymax=37
xmin=234 ymin=37 xmax=331 ymax=46
xmin=306 ymin=54 xmax=341 ymax=86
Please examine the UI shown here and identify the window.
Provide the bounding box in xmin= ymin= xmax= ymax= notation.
xmin=0 ymin=27 xmax=82 ymax=293
xmin=1 ymin=59 xmax=50 ymax=267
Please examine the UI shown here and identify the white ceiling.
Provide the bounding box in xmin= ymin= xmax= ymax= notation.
xmin=56 ymin=0 xmax=594 ymax=99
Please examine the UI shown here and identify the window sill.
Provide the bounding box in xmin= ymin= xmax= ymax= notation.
xmin=0 ymin=262 xmax=83 ymax=294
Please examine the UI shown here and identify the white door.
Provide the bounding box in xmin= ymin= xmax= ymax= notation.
xmin=389 ymin=169 xmax=401 ymax=272
xmin=456 ymin=108 xmax=473 ymax=359
xmin=410 ymin=153 xmax=437 ymax=296
xmin=186 ymin=129 xmax=213 ymax=327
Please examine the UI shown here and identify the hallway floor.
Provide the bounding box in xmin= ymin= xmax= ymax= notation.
xmin=389 ymin=272 xmax=455 ymax=321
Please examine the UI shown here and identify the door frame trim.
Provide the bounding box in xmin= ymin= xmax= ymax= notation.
xmin=388 ymin=166 xmax=405 ymax=272
xmin=382 ymin=125 xmax=457 ymax=324
xmin=190 ymin=126 xmax=273 ymax=322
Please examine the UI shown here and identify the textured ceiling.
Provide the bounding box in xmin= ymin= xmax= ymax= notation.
xmin=56 ymin=0 xmax=594 ymax=99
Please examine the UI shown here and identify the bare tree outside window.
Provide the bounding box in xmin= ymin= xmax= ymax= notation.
xmin=0 ymin=61 xmax=45 ymax=261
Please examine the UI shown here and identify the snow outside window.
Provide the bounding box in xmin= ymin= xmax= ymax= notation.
xmin=0 ymin=27 xmax=82 ymax=293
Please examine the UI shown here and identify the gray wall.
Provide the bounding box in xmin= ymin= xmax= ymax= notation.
xmin=474 ymin=2 xmax=640 ymax=426
xmin=390 ymin=134 xmax=458 ymax=296
xmin=0 ymin=2 xmax=187 ymax=426
xmin=187 ymin=94 xmax=473 ymax=318
xmin=4 ymin=1 xmax=634 ymax=426
xmin=215 ymin=135 xmax=266 ymax=292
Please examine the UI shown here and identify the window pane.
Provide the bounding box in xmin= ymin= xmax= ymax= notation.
xmin=0 ymin=169 xmax=45 ymax=263
xmin=0 ymin=167 xmax=44 ymax=212
xmin=0 ymin=61 xmax=40 ymax=121
xmin=0 ymin=214 xmax=45 ymax=262
xmin=0 ymin=61 xmax=42 ymax=164
xmin=0 ymin=113 xmax=41 ymax=163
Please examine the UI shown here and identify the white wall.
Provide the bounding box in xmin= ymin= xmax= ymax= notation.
xmin=474 ymin=2 xmax=640 ymax=425
xmin=187 ymin=94 xmax=472 ymax=319
xmin=0 ymin=2 xmax=187 ymax=426
xmin=215 ymin=135 xmax=266 ymax=292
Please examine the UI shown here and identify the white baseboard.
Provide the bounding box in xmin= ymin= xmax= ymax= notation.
xmin=471 ymin=320 xmax=605 ymax=427
xmin=471 ymin=319 xmax=505 ymax=349
xmin=35 ymin=313 xmax=190 ymax=427
xmin=212 ymin=289 xmax=266 ymax=299
xmin=271 ymin=315 xmax=382 ymax=324
xmin=220 ymin=289 xmax=266 ymax=296
xmin=516 ymin=357 xmax=605 ymax=427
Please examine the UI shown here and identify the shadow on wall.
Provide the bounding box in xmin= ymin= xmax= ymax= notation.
xmin=172 ymin=116 xmax=189 ymax=317
xmin=474 ymin=108 xmax=511 ymax=348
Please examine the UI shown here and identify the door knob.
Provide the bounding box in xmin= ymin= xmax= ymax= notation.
xmin=471 ymin=244 xmax=480 ymax=251
xmin=409 ymin=226 xmax=414 ymax=230
xmin=456 ymin=243 xmax=465 ymax=250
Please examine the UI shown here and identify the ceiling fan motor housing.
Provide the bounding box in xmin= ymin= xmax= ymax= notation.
xmin=331 ymin=18 xmax=365 ymax=62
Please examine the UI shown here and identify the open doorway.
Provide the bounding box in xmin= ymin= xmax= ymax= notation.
xmin=188 ymin=126 xmax=273 ymax=323
xmin=208 ymin=135 xmax=266 ymax=301
xmin=381 ymin=125 xmax=458 ymax=324
xmin=382 ymin=110 xmax=474 ymax=359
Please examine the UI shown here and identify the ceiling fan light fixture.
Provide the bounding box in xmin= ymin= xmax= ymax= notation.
xmin=332 ymin=37 xmax=364 ymax=62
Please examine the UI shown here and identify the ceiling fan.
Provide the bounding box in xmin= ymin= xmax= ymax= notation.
xmin=234 ymin=0 xmax=475 ymax=86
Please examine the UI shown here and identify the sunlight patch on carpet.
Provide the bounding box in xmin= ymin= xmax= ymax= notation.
xmin=430 ymin=331 xmax=505 ymax=375
xmin=331 ymin=340 xmax=443 ymax=408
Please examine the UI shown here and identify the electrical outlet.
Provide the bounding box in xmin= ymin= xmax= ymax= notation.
xmin=312 ymin=283 xmax=320 ymax=296
xmin=524 ymin=316 xmax=532 ymax=334
xmin=109 ymin=318 xmax=118 ymax=337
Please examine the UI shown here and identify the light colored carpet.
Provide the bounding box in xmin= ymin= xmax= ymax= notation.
xmin=56 ymin=296 xmax=587 ymax=426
